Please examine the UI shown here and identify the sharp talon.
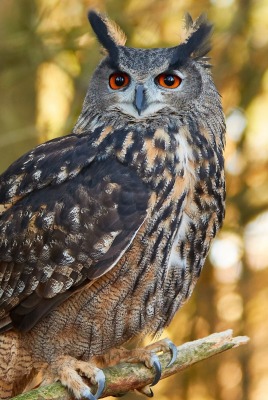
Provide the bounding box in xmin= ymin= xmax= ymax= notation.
xmin=138 ymin=385 xmax=154 ymax=397
xmin=166 ymin=339 xmax=178 ymax=367
xmin=82 ymin=388 xmax=96 ymax=400
xmin=150 ymin=354 xmax=162 ymax=386
xmin=94 ymin=370 xmax=106 ymax=399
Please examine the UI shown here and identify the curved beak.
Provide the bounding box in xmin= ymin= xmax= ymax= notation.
xmin=134 ymin=84 xmax=148 ymax=115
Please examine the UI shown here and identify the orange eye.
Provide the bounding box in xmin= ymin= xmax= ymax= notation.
xmin=156 ymin=73 xmax=182 ymax=89
xmin=109 ymin=72 xmax=130 ymax=90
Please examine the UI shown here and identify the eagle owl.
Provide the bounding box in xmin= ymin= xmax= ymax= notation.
xmin=0 ymin=10 xmax=225 ymax=400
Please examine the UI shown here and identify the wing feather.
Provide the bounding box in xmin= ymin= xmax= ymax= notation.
xmin=0 ymin=135 xmax=150 ymax=332
xmin=0 ymin=130 xmax=100 ymax=208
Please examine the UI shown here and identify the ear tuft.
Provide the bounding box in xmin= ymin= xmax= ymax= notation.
xmin=105 ymin=17 xmax=127 ymax=46
xmin=183 ymin=13 xmax=213 ymax=60
xmin=184 ymin=12 xmax=194 ymax=31
xmin=170 ymin=14 xmax=213 ymax=68
xmin=88 ymin=11 xmax=126 ymax=60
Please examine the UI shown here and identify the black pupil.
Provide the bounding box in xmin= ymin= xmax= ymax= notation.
xmin=164 ymin=75 xmax=175 ymax=86
xmin=115 ymin=75 xmax=125 ymax=86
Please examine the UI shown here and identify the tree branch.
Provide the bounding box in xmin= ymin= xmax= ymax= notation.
xmin=11 ymin=329 xmax=249 ymax=400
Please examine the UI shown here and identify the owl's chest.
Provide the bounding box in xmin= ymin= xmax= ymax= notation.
xmin=129 ymin=130 xmax=224 ymax=275
xmin=113 ymin=123 xmax=224 ymax=297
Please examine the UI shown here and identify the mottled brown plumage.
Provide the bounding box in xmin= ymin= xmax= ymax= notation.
xmin=0 ymin=11 xmax=225 ymax=399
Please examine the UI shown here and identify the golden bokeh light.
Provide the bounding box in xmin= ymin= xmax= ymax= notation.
xmin=0 ymin=0 xmax=267 ymax=399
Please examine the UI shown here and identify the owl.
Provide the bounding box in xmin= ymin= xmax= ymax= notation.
xmin=0 ymin=10 xmax=225 ymax=400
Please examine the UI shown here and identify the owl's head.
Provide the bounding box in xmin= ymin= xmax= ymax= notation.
xmin=79 ymin=11 xmax=218 ymax=127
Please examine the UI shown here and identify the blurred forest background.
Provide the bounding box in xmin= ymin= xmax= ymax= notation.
xmin=0 ymin=0 xmax=268 ymax=399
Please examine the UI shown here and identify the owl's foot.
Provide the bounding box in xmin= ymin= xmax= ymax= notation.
xmin=48 ymin=355 xmax=105 ymax=400
xmin=142 ymin=338 xmax=178 ymax=379
xmin=132 ymin=338 xmax=177 ymax=396
xmin=100 ymin=338 xmax=177 ymax=394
